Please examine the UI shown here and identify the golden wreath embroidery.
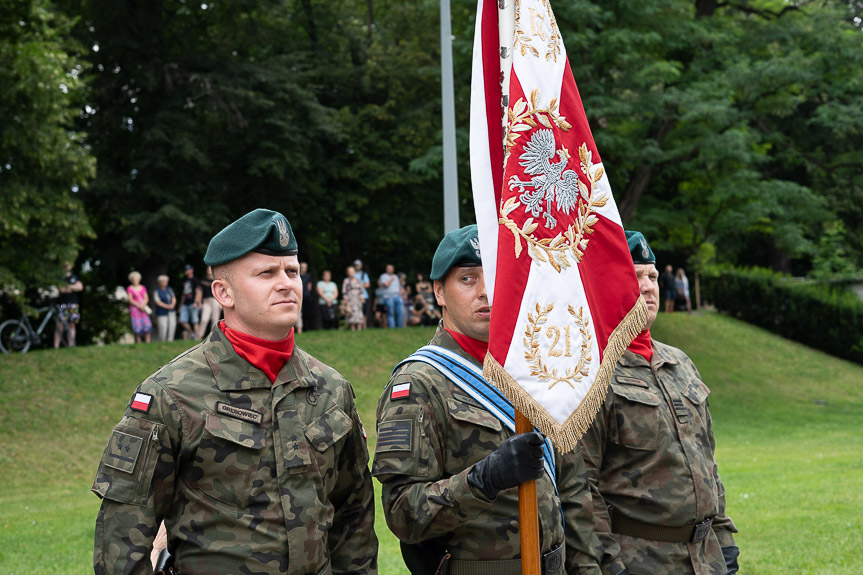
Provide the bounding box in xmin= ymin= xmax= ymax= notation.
xmin=523 ymin=303 xmax=592 ymax=390
xmin=514 ymin=0 xmax=562 ymax=63
xmin=500 ymin=90 xmax=608 ymax=272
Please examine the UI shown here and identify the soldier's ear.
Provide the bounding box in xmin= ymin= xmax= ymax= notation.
xmin=212 ymin=279 xmax=234 ymax=309
xmin=433 ymin=280 xmax=446 ymax=308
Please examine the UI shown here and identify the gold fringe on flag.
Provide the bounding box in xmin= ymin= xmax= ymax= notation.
xmin=483 ymin=296 xmax=649 ymax=454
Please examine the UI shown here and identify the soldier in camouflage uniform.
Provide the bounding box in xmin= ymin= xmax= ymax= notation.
xmin=578 ymin=231 xmax=739 ymax=575
xmin=92 ymin=209 xmax=377 ymax=575
xmin=373 ymin=225 xmax=601 ymax=575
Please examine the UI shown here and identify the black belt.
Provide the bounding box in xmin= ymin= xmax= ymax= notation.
xmin=445 ymin=545 xmax=564 ymax=575
xmin=611 ymin=513 xmax=714 ymax=544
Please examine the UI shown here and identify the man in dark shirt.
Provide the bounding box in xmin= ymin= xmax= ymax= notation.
xmin=55 ymin=262 xmax=83 ymax=348
xmin=300 ymin=261 xmax=314 ymax=331
xmin=179 ymin=264 xmax=201 ymax=340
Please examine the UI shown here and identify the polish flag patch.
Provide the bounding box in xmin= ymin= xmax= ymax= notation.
xmin=390 ymin=382 xmax=411 ymax=400
xmin=130 ymin=392 xmax=153 ymax=413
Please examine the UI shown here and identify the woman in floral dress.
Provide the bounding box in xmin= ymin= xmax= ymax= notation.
xmin=341 ymin=266 xmax=366 ymax=331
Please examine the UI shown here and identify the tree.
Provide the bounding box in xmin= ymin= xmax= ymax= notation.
xmin=555 ymin=0 xmax=863 ymax=273
xmin=71 ymin=0 xmax=340 ymax=288
xmin=0 ymin=0 xmax=94 ymax=304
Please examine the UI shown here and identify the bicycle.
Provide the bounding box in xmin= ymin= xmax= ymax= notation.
xmin=0 ymin=304 xmax=74 ymax=354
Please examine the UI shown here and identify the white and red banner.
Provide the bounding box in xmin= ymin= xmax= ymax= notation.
xmin=470 ymin=0 xmax=647 ymax=453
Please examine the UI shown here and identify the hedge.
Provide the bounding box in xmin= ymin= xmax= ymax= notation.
xmin=702 ymin=266 xmax=863 ymax=365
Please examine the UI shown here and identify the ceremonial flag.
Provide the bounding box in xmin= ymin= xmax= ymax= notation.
xmin=470 ymin=0 xmax=648 ymax=453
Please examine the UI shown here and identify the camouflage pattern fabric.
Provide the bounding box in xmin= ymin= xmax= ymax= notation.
xmin=373 ymin=327 xmax=601 ymax=573
xmin=578 ymin=341 xmax=738 ymax=575
xmin=92 ymin=325 xmax=377 ymax=575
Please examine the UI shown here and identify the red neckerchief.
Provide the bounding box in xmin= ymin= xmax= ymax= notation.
xmin=445 ymin=328 xmax=489 ymax=365
xmin=628 ymin=329 xmax=653 ymax=363
xmin=220 ymin=320 xmax=295 ymax=383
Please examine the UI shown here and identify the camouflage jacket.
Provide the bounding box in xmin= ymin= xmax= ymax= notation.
xmin=578 ymin=341 xmax=737 ymax=575
xmin=372 ymin=327 xmax=601 ymax=574
xmin=92 ymin=326 xmax=377 ymax=575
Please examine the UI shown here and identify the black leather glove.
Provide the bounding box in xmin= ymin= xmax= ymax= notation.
xmin=467 ymin=431 xmax=545 ymax=499
xmin=722 ymin=545 xmax=740 ymax=574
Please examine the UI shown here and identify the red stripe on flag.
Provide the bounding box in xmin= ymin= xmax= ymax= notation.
xmin=481 ymin=0 xmax=505 ymax=200
xmin=577 ymin=221 xmax=641 ymax=360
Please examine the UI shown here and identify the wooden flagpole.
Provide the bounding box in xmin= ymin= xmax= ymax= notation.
xmin=515 ymin=410 xmax=542 ymax=575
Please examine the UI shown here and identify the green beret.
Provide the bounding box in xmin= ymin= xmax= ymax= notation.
xmin=625 ymin=230 xmax=655 ymax=265
xmin=204 ymin=209 xmax=298 ymax=266
xmin=430 ymin=224 xmax=482 ymax=281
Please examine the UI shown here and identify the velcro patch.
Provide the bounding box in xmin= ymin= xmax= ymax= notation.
xmin=390 ymin=382 xmax=411 ymax=400
xmin=104 ymin=431 xmax=144 ymax=474
xmin=375 ymin=419 xmax=413 ymax=453
xmin=216 ymin=402 xmax=263 ymax=425
xmin=617 ymin=376 xmax=649 ymax=388
xmin=130 ymin=392 xmax=153 ymax=413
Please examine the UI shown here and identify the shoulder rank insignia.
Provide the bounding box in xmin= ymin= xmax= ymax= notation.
xmin=390 ymin=382 xmax=411 ymax=400
xmin=130 ymin=392 xmax=153 ymax=413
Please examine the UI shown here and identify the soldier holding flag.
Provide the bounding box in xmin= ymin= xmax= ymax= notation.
xmin=373 ymin=225 xmax=601 ymax=575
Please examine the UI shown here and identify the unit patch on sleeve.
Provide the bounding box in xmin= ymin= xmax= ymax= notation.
xmin=390 ymin=382 xmax=411 ymax=400
xmin=104 ymin=431 xmax=144 ymax=474
xmin=216 ymin=401 xmax=263 ymax=425
xmin=130 ymin=392 xmax=153 ymax=413
xmin=375 ymin=419 xmax=413 ymax=453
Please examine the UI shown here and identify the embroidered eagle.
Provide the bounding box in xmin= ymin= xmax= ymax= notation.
xmin=508 ymin=129 xmax=580 ymax=229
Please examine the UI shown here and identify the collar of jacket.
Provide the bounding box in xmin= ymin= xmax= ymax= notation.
xmin=202 ymin=325 xmax=316 ymax=393
xmin=618 ymin=340 xmax=680 ymax=369
xmin=432 ymin=325 xmax=483 ymax=368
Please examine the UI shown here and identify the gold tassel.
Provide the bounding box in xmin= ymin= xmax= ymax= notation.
xmin=483 ymin=296 xmax=649 ymax=453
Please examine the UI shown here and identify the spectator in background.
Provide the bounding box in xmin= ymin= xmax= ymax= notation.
xmin=196 ymin=266 xmax=222 ymax=339
xmin=675 ymin=267 xmax=692 ymax=311
xmin=55 ymin=262 xmax=83 ymax=348
xmin=341 ymin=266 xmax=366 ymax=331
xmin=414 ymin=272 xmax=434 ymax=307
xmin=378 ymin=264 xmax=404 ymax=328
xmin=300 ymin=261 xmax=314 ymax=332
xmin=153 ymin=274 xmax=177 ymax=342
xmin=317 ymin=269 xmax=339 ymax=330
xmin=127 ymin=271 xmax=152 ymax=343
xmin=179 ymin=264 xmax=201 ymax=340
xmin=373 ymin=287 xmax=388 ymax=328
xmin=407 ymin=293 xmax=441 ymax=327
xmin=353 ymin=259 xmax=371 ymax=329
xmin=660 ymin=264 xmax=676 ymax=314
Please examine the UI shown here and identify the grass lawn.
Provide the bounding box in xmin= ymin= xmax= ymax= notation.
xmin=1 ymin=312 xmax=861 ymax=573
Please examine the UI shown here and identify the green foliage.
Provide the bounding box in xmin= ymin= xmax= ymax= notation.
xmin=3 ymin=0 xmax=863 ymax=313
xmin=810 ymin=221 xmax=861 ymax=280
xmin=558 ymin=1 xmax=863 ymax=272
xmin=0 ymin=0 xmax=95 ymax=300
xmin=67 ymin=0 xmax=461 ymax=284
xmin=703 ymin=265 xmax=863 ymax=364
xmin=76 ymin=284 xmax=129 ymax=346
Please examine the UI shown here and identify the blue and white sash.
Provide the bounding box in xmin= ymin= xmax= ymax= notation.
xmin=394 ymin=344 xmax=558 ymax=489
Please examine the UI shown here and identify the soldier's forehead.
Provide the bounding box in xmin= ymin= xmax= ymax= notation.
xmin=634 ymin=264 xmax=658 ymax=275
